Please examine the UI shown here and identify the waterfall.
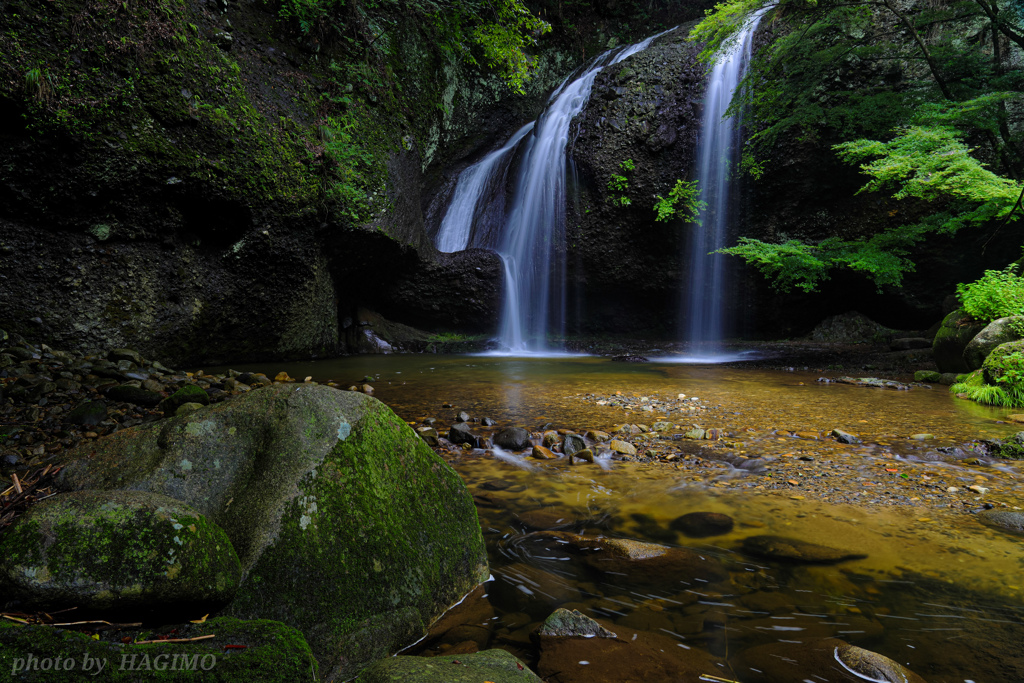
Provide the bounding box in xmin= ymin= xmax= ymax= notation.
xmin=434 ymin=122 xmax=535 ymax=253
xmin=684 ymin=9 xmax=766 ymax=353
xmin=495 ymin=32 xmax=667 ymax=353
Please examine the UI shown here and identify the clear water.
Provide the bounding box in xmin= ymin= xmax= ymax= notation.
xmin=684 ymin=10 xmax=767 ymax=352
xmin=207 ymin=355 xmax=1024 ymax=681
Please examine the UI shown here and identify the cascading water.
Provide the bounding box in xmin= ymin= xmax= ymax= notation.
xmin=683 ymin=9 xmax=766 ymax=353
xmin=432 ymin=31 xmax=668 ymax=353
xmin=434 ymin=122 xmax=535 ymax=253
xmin=495 ymin=32 xmax=666 ymax=353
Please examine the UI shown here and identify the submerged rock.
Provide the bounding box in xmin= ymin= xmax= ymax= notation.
xmin=670 ymin=511 xmax=734 ymax=538
xmin=733 ymin=638 xmax=927 ymax=683
xmin=977 ymin=509 xmax=1024 ymax=535
xmin=741 ymin=535 xmax=867 ymax=564
xmin=55 ymin=385 xmax=488 ymax=680
xmin=356 ymin=649 xmax=541 ymax=682
xmin=0 ymin=490 xmax=240 ymax=617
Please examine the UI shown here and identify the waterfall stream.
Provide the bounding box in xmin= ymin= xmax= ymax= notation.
xmin=433 ymin=31 xmax=668 ymax=354
xmin=683 ymin=9 xmax=766 ymax=353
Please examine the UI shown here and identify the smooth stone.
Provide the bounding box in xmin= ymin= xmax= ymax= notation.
xmin=977 ymin=509 xmax=1024 ymax=535
xmin=493 ymin=427 xmax=531 ymax=451
xmin=733 ymin=638 xmax=927 ymax=683
xmin=741 ymin=535 xmax=868 ymax=564
xmin=158 ymin=384 xmax=210 ymax=414
xmin=449 ymin=422 xmax=479 ymax=447
xmin=538 ymin=608 xmax=615 ymax=638
xmin=481 ymin=417 xmax=496 ymax=426
xmin=542 ymin=430 xmax=561 ymax=447
xmin=561 ymin=433 xmax=586 ymax=456
xmin=107 ymin=348 xmax=144 ymax=365
xmin=416 ymin=426 xmax=439 ymax=446
xmin=651 ymin=421 xmax=672 ymax=431
xmin=608 ymin=439 xmax=636 ymax=456
xmin=670 ymin=511 xmax=734 ymax=538
xmin=684 ymin=428 xmax=705 ymax=440
xmin=456 ymin=411 xmax=471 ymax=422
xmin=572 ymin=448 xmax=594 ymax=463
xmin=910 ymin=433 xmax=934 ymax=440
xmin=831 ymin=428 xmax=860 ymax=444
xmin=531 ymin=445 xmax=558 ymax=460
xmin=585 ymin=430 xmax=610 ymax=442
xmin=176 ymin=401 xmax=206 ymax=417
xmin=914 ymin=370 xmax=942 ymax=382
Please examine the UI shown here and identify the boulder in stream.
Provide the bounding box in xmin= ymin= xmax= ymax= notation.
xmin=741 ymin=535 xmax=867 ymax=564
xmin=55 ymin=385 xmax=489 ymax=680
xmin=493 ymin=427 xmax=532 ymax=451
xmin=733 ymin=638 xmax=928 ymax=683
xmin=670 ymin=511 xmax=734 ymax=538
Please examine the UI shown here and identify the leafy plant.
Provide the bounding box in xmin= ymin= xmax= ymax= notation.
xmin=322 ymin=114 xmax=375 ymax=221
xmin=608 ymin=159 xmax=634 ymax=206
xmin=653 ymin=178 xmax=706 ymax=224
xmin=956 ymin=263 xmax=1024 ymax=323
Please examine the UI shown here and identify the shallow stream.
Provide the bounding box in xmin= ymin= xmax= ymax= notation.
xmin=211 ymin=355 xmax=1024 ymax=681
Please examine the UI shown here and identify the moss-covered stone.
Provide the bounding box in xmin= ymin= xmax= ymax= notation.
xmin=982 ymin=340 xmax=1024 ymax=386
xmin=914 ymin=370 xmax=942 ymax=383
xmin=355 ymin=649 xmax=541 ymax=683
xmin=0 ymin=616 xmax=317 ymax=681
xmin=963 ymin=316 xmax=1024 ymax=370
xmin=933 ymin=309 xmax=987 ymax=373
xmin=0 ymin=490 xmax=240 ymax=618
xmin=158 ymin=384 xmax=209 ymax=414
xmin=56 ymin=385 xmax=488 ymax=680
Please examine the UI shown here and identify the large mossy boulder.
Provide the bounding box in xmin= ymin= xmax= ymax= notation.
xmin=933 ymin=309 xmax=987 ymax=373
xmin=0 ymin=490 xmax=240 ymax=618
xmin=982 ymin=340 xmax=1024 ymax=386
xmin=0 ymin=617 xmax=318 ymax=681
xmin=963 ymin=316 xmax=1024 ymax=370
xmin=55 ymin=385 xmax=488 ymax=680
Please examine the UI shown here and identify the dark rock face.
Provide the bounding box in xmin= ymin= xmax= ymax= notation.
xmin=493 ymin=427 xmax=532 ymax=451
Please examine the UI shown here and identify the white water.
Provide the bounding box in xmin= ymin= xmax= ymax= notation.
xmin=434 ymin=122 xmax=535 ymax=253
xmin=684 ymin=9 xmax=766 ymax=352
xmin=496 ymin=31 xmax=668 ymax=353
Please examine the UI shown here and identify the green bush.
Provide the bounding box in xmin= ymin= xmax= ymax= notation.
xmin=956 ymin=263 xmax=1024 ymax=323
xmin=950 ymin=347 xmax=1024 ymax=407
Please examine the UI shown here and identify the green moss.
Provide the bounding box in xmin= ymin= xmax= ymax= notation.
xmin=0 ymin=617 xmax=317 ymax=681
xmin=160 ymin=384 xmax=210 ymax=414
xmin=227 ymin=398 xmax=487 ymax=680
xmin=0 ymin=491 xmax=240 ymax=613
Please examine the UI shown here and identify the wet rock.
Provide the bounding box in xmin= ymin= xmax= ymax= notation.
xmin=537 ymin=608 xmax=615 ymax=638
xmin=831 ymin=428 xmax=860 ymax=444
xmin=934 ymin=309 xmax=986 ymax=374
xmin=670 ymin=511 xmax=734 ymax=538
xmin=358 ymin=649 xmax=542 ymax=683
xmin=572 ymin=448 xmax=594 ymax=463
xmin=914 ymin=370 xmax=942 ymax=382
xmin=540 ymin=532 xmax=728 ymax=584
xmin=741 ymin=535 xmax=867 ymax=564
xmin=482 ymin=417 xmax=496 ymax=426
xmin=493 ymin=563 xmax=582 ymax=617
xmin=0 ymin=490 xmax=240 ymax=617
xmin=531 ymin=445 xmax=558 ymax=460
xmin=608 ymin=439 xmax=636 ymax=456
xmin=733 ymin=638 xmax=927 ymax=683
xmin=361 ymin=383 xmax=374 ymax=395
xmin=977 ymin=509 xmax=1024 ymax=535
xmin=63 ymin=401 xmax=107 ymax=426
xmin=516 ymin=508 xmax=576 ymax=530
xmin=585 ymin=430 xmax=610 ymax=442
xmin=494 ymin=427 xmax=531 ymax=451
xmin=561 ymin=433 xmax=586 ymax=456
xmin=105 ymin=384 xmax=163 ymax=407
xmin=964 ymin=316 xmax=1024 ymax=370
xmin=684 ymin=428 xmax=705 ymax=440
xmin=651 ymin=421 xmax=672 ymax=431
xmin=480 ymin=479 xmax=513 ymax=491
xmin=456 ymin=410 xmax=471 ymax=422
xmin=416 ymin=426 xmax=439 ymax=446
xmin=449 ymin=422 xmax=480 ymax=447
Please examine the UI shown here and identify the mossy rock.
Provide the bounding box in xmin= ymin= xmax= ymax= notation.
xmin=106 ymin=385 xmax=164 ymax=407
xmin=355 ymin=649 xmax=541 ymax=682
xmin=55 ymin=385 xmax=488 ymax=680
xmin=932 ymin=309 xmax=987 ymax=374
xmin=963 ymin=316 xmax=1024 ymax=371
xmin=0 ymin=490 xmax=240 ymax=618
xmin=158 ymin=384 xmax=210 ymax=414
xmin=913 ymin=370 xmax=942 ymax=383
xmin=981 ymin=340 xmax=1024 ymax=386
xmin=63 ymin=401 xmax=107 ymax=426
xmin=0 ymin=616 xmax=317 ymax=681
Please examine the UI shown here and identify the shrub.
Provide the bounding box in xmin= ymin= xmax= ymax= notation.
xmin=956 ymin=263 xmax=1024 ymax=323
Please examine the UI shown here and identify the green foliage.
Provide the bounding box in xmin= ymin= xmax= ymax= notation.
xmin=470 ymin=0 xmax=552 ymax=95
xmin=322 ymin=114 xmax=376 ymax=221
xmin=951 ymin=351 xmax=1024 ymax=408
xmin=694 ymin=0 xmax=1024 ymax=292
xmin=653 ymin=179 xmax=706 ymax=223
xmin=607 ymin=159 xmax=634 ymax=206
xmin=956 ymin=263 xmax=1024 ymax=323
xmin=992 ymin=351 xmax=1024 ymax=388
